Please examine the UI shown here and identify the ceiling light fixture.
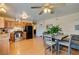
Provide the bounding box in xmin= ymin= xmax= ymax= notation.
xmin=43 ymin=8 xmax=51 ymax=13
xmin=0 ymin=8 xmax=6 ymax=13
xmin=20 ymin=11 xmax=29 ymax=20
xmin=0 ymin=3 xmax=7 ymax=13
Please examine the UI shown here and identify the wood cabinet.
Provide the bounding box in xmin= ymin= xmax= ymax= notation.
xmin=0 ymin=17 xmax=16 ymax=28
xmin=5 ymin=21 xmax=15 ymax=28
xmin=0 ymin=17 xmax=5 ymax=28
xmin=9 ymin=32 xmax=15 ymax=42
xmin=5 ymin=20 xmax=33 ymax=28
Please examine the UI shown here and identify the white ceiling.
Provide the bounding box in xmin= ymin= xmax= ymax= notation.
xmin=4 ymin=3 xmax=79 ymax=21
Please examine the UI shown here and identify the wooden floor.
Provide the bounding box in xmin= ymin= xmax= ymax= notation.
xmin=0 ymin=37 xmax=79 ymax=55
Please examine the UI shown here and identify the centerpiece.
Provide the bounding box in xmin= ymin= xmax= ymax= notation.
xmin=46 ymin=25 xmax=61 ymax=35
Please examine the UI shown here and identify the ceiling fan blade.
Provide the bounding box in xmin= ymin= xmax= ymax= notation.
xmin=31 ymin=6 xmax=41 ymax=8
xmin=54 ymin=3 xmax=65 ymax=8
xmin=39 ymin=11 xmax=43 ymax=15
xmin=51 ymin=11 xmax=54 ymax=14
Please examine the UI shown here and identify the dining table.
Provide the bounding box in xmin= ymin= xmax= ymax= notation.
xmin=52 ymin=34 xmax=69 ymax=55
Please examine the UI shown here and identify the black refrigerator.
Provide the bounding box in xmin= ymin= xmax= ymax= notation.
xmin=24 ymin=26 xmax=33 ymax=39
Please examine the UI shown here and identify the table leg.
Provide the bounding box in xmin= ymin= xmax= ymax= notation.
xmin=56 ymin=40 xmax=59 ymax=55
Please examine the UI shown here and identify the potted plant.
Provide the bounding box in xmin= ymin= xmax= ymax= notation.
xmin=46 ymin=25 xmax=61 ymax=35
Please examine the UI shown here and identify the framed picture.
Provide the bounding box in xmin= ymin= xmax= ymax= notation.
xmin=75 ymin=25 xmax=79 ymax=30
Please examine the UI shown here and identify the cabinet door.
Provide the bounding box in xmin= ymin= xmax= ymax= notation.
xmin=11 ymin=21 xmax=15 ymax=27
xmin=0 ymin=34 xmax=9 ymax=54
xmin=0 ymin=18 xmax=5 ymax=28
xmin=8 ymin=21 xmax=11 ymax=28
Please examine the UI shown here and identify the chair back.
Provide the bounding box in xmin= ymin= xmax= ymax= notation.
xmin=57 ymin=34 xmax=72 ymax=46
xmin=71 ymin=34 xmax=79 ymax=45
xmin=43 ymin=34 xmax=55 ymax=45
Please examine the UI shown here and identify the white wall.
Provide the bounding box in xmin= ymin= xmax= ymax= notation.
xmin=36 ymin=12 xmax=79 ymax=36
xmin=36 ymin=20 xmax=46 ymax=36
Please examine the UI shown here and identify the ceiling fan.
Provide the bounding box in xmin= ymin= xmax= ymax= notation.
xmin=31 ymin=3 xmax=65 ymax=15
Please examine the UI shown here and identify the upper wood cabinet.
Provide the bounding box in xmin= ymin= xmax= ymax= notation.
xmin=5 ymin=21 xmax=15 ymax=28
xmin=5 ymin=20 xmax=33 ymax=28
xmin=0 ymin=17 xmax=5 ymax=28
xmin=0 ymin=16 xmax=33 ymax=28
